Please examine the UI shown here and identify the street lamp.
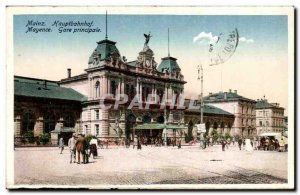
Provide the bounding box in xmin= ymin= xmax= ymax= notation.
xmin=197 ymin=65 xmax=205 ymax=148
xmin=198 ymin=64 xmax=204 ymax=124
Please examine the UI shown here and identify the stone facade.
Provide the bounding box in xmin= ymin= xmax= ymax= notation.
xmin=14 ymin=95 xmax=82 ymax=145
xmin=204 ymin=90 xmax=256 ymax=138
xmin=256 ymin=100 xmax=285 ymax=135
xmin=60 ymin=38 xmax=186 ymax=141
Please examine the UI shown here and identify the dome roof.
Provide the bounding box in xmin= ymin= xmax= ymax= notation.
xmin=156 ymin=56 xmax=181 ymax=73
xmin=88 ymin=39 xmax=120 ymax=64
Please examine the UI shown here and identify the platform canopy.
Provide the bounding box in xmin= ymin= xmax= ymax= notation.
xmin=51 ymin=127 xmax=75 ymax=133
xmin=134 ymin=123 xmax=187 ymax=130
xmin=258 ymin=132 xmax=282 ymax=137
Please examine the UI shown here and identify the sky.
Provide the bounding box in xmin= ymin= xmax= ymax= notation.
xmin=13 ymin=14 xmax=289 ymax=114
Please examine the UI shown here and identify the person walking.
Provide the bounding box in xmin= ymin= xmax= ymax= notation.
xmin=221 ymin=140 xmax=226 ymax=151
xmin=89 ymin=136 xmax=98 ymax=159
xmin=75 ymin=134 xmax=87 ymax=164
xmin=178 ymin=138 xmax=182 ymax=149
xmin=238 ymin=138 xmax=243 ymax=151
xmin=68 ymin=133 xmax=76 ymax=163
xmin=137 ymin=137 xmax=142 ymax=150
xmin=59 ymin=137 xmax=64 ymax=154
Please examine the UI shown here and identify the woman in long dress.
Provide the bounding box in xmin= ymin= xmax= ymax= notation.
xmin=245 ymin=139 xmax=253 ymax=152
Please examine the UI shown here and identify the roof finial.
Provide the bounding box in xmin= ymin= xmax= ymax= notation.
xmin=168 ymin=28 xmax=170 ymax=57
xmin=105 ymin=11 xmax=108 ymax=40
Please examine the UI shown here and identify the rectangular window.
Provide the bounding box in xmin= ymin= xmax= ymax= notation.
xmin=84 ymin=125 xmax=88 ymax=135
xmin=95 ymin=124 xmax=99 ymax=136
xmin=259 ymin=121 xmax=263 ymax=126
xmin=95 ymin=110 xmax=99 ymax=120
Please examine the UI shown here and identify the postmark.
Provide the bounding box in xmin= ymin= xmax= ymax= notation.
xmin=209 ymin=28 xmax=239 ymax=66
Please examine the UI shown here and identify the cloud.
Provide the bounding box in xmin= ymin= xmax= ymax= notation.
xmin=239 ymin=37 xmax=254 ymax=43
xmin=193 ymin=32 xmax=218 ymax=44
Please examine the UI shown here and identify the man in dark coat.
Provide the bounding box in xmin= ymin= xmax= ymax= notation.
xmin=238 ymin=138 xmax=243 ymax=151
xmin=75 ymin=134 xmax=87 ymax=164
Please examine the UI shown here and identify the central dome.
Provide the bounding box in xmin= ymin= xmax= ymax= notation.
xmin=88 ymin=39 xmax=121 ymax=65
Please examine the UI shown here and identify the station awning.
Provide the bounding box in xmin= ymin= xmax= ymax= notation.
xmin=258 ymin=132 xmax=281 ymax=137
xmin=51 ymin=127 xmax=75 ymax=133
xmin=134 ymin=123 xmax=187 ymax=130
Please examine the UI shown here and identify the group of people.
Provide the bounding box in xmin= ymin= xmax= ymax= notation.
xmin=259 ymin=137 xmax=287 ymax=151
xmin=58 ymin=134 xmax=99 ymax=164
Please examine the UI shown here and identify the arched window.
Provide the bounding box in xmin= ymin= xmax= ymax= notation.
xmin=95 ymin=81 xmax=100 ymax=98
xmin=142 ymin=115 xmax=151 ymax=123
xmin=157 ymin=115 xmax=165 ymax=124
xmin=44 ymin=112 xmax=55 ymax=133
xmin=22 ymin=112 xmax=35 ymax=135
xmin=64 ymin=113 xmax=75 ymax=128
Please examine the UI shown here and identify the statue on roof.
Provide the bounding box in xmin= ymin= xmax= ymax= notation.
xmin=144 ymin=32 xmax=152 ymax=48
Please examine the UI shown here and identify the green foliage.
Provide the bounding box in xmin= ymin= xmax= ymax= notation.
xmin=211 ymin=129 xmax=219 ymax=142
xmin=24 ymin=131 xmax=35 ymax=143
xmin=85 ymin=134 xmax=93 ymax=143
xmin=39 ymin=133 xmax=50 ymax=145
xmin=224 ymin=133 xmax=232 ymax=141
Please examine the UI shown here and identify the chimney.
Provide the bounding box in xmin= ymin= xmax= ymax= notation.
xmin=234 ymin=90 xmax=237 ymax=94
xmin=224 ymin=92 xmax=227 ymax=100
xmin=67 ymin=68 xmax=71 ymax=78
xmin=229 ymin=89 xmax=232 ymax=93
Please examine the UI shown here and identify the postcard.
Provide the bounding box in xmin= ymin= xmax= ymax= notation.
xmin=6 ymin=6 xmax=295 ymax=190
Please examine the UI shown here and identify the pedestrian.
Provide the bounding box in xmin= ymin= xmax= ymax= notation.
xmin=133 ymin=135 xmax=138 ymax=149
xmin=238 ymin=138 xmax=242 ymax=151
xmin=75 ymin=134 xmax=87 ymax=164
xmin=89 ymin=136 xmax=98 ymax=159
xmin=178 ymin=138 xmax=181 ymax=149
xmin=137 ymin=137 xmax=142 ymax=150
xmin=226 ymin=139 xmax=229 ymax=149
xmin=221 ymin=140 xmax=226 ymax=151
xmin=68 ymin=133 xmax=76 ymax=163
xmin=245 ymin=139 xmax=253 ymax=152
xmin=265 ymin=138 xmax=269 ymax=151
xmin=275 ymin=139 xmax=279 ymax=151
xmin=59 ymin=137 xmax=64 ymax=154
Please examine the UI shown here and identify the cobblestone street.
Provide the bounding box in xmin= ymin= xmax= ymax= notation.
xmin=14 ymin=144 xmax=288 ymax=187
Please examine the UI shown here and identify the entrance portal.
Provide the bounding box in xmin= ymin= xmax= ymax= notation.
xmin=125 ymin=114 xmax=136 ymax=141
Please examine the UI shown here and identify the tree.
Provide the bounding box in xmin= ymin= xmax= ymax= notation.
xmin=224 ymin=133 xmax=232 ymax=141
xmin=39 ymin=133 xmax=50 ymax=145
xmin=211 ymin=129 xmax=218 ymax=143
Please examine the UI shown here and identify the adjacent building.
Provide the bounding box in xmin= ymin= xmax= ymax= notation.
xmin=14 ymin=76 xmax=85 ymax=145
xmin=203 ymin=90 xmax=257 ymax=138
xmin=255 ymin=99 xmax=285 ymax=136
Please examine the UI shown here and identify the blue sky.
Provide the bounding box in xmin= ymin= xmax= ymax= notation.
xmin=13 ymin=14 xmax=289 ymax=112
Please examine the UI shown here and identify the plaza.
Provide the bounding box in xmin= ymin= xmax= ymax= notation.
xmin=14 ymin=144 xmax=287 ymax=187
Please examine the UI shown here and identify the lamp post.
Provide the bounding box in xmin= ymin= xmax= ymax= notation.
xmin=164 ymin=105 xmax=167 ymax=147
xmin=197 ymin=65 xmax=204 ymax=148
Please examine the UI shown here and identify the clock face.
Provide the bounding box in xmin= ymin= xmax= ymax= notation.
xmin=209 ymin=28 xmax=239 ymax=66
